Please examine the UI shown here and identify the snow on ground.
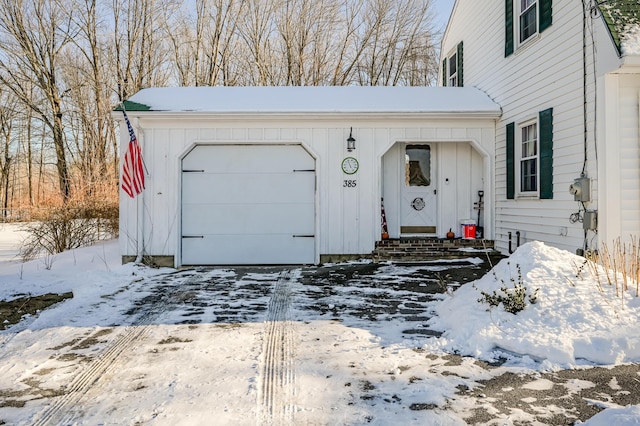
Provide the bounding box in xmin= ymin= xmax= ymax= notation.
xmin=0 ymin=225 xmax=640 ymax=424
xmin=0 ymin=223 xmax=27 ymax=264
xmin=425 ymin=241 xmax=640 ymax=368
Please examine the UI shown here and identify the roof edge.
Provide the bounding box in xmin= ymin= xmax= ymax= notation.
xmin=113 ymin=100 xmax=152 ymax=112
xmin=111 ymin=110 xmax=502 ymax=120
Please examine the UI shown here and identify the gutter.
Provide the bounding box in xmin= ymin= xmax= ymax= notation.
xmin=110 ymin=110 xmax=503 ymax=121
xmin=611 ymin=54 xmax=640 ymax=73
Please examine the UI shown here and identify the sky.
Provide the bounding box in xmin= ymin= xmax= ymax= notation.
xmin=0 ymin=223 xmax=639 ymax=424
xmin=433 ymin=0 xmax=456 ymax=33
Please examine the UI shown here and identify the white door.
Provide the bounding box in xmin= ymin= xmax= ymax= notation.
xmin=181 ymin=144 xmax=315 ymax=265
xmin=400 ymin=144 xmax=437 ymax=235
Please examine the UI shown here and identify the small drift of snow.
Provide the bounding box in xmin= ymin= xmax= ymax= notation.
xmin=578 ymin=405 xmax=640 ymax=425
xmin=0 ymin=223 xmax=28 ymax=264
xmin=425 ymin=241 xmax=640 ymax=369
xmin=621 ymin=24 xmax=640 ymax=55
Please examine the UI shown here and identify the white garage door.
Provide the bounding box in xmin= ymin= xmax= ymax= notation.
xmin=181 ymin=144 xmax=315 ymax=265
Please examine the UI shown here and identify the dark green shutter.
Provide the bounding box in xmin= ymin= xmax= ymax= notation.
xmin=506 ymin=122 xmax=515 ymax=199
xmin=539 ymin=108 xmax=554 ymax=199
xmin=457 ymin=41 xmax=463 ymax=87
xmin=442 ymin=59 xmax=447 ymax=86
xmin=539 ymin=0 xmax=552 ymax=33
xmin=505 ymin=0 xmax=514 ymax=57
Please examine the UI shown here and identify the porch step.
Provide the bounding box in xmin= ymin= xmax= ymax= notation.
xmin=372 ymin=238 xmax=499 ymax=263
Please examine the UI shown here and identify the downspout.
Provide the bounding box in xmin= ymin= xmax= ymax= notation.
xmin=582 ymin=0 xmax=589 ymax=178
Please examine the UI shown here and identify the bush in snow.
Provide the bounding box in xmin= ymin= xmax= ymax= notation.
xmin=477 ymin=262 xmax=539 ymax=314
xmin=19 ymin=200 xmax=118 ymax=261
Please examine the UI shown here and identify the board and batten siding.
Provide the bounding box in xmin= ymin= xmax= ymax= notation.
xmin=119 ymin=116 xmax=497 ymax=265
xmin=442 ymin=0 xmax=604 ymax=254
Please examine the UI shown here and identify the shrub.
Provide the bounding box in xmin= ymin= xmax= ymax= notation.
xmin=19 ymin=200 xmax=118 ymax=261
xmin=477 ymin=263 xmax=539 ymax=314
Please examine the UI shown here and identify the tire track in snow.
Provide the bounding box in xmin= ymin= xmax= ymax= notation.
xmin=0 ymin=315 xmax=38 ymax=356
xmin=30 ymin=269 xmax=201 ymax=426
xmin=258 ymin=269 xmax=298 ymax=426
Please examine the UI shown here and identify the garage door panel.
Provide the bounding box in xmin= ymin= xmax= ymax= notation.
xmin=182 ymin=234 xmax=315 ymax=265
xmin=181 ymin=144 xmax=316 ymax=265
xmin=182 ymin=173 xmax=315 ymax=204
xmin=183 ymin=145 xmax=315 ymax=173
xmin=182 ymin=203 xmax=314 ymax=235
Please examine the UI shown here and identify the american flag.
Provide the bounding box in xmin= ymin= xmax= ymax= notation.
xmin=121 ymin=110 xmax=145 ymax=198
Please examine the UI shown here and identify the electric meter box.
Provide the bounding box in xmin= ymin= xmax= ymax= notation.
xmin=569 ymin=177 xmax=591 ymax=202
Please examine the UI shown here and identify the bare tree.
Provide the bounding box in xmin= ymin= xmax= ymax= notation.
xmin=0 ymin=93 xmax=14 ymax=218
xmin=355 ymin=0 xmax=436 ymax=86
xmin=162 ymin=0 xmax=246 ymax=86
xmin=0 ymin=0 xmax=75 ymax=201
xmin=112 ymin=0 xmax=171 ymax=101
xmin=0 ymin=0 xmax=440 ymax=211
xmin=60 ymin=0 xmax=121 ymax=195
xmin=236 ymin=0 xmax=281 ymax=85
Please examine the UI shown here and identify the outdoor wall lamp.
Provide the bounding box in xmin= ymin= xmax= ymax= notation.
xmin=347 ymin=127 xmax=356 ymax=152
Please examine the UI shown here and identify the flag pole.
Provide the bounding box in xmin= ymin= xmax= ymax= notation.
xmin=120 ymin=102 xmax=145 ymax=264
xmin=135 ymin=122 xmax=144 ymax=264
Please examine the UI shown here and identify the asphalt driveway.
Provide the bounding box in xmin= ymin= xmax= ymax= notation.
xmin=2 ymin=258 xmax=640 ymax=425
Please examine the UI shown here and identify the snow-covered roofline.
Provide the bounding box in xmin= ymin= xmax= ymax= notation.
xmin=116 ymin=86 xmax=501 ymax=116
xmin=599 ymin=1 xmax=640 ymax=57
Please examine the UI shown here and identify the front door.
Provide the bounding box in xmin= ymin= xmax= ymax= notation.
xmin=400 ymin=144 xmax=437 ymax=235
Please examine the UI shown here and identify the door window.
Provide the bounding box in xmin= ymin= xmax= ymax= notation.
xmin=405 ymin=145 xmax=431 ymax=187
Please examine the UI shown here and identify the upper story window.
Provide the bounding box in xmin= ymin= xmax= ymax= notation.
xmin=448 ymin=52 xmax=458 ymax=87
xmin=505 ymin=0 xmax=552 ymax=57
xmin=442 ymin=41 xmax=463 ymax=87
xmin=519 ymin=0 xmax=538 ymax=43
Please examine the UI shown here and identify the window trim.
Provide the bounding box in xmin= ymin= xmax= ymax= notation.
xmin=506 ymin=0 xmax=551 ymax=57
xmin=447 ymin=51 xmax=458 ymax=87
xmin=443 ymin=41 xmax=463 ymax=87
xmin=518 ymin=0 xmax=538 ymax=44
xmin=517 ymin=118 xmax=539 ymax=197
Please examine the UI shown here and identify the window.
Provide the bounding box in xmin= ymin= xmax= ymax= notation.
xmin=519 ymin=0 xmax=537 ymax=43
xmin=405 ymin=145 xmax=431 ymax=187
xmin=505 ymin=0 xmax=552 ymax=57
xmin=441 ymin=41 xmax=463 ymax=87
xmin=519 ymin=121 xmax=538 ymax=192
xmin=506 ymin=108 xmax=553 ymax=199
xmin=448 ymin=52 xmax=458 ymax=87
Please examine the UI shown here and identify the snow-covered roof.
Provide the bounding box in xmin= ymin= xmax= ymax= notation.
xmin=118 ymin=86 xmax=501 ymax=116
xmin=599 ymin=1 xmax=640 ymax=56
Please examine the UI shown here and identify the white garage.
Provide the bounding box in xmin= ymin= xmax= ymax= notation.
xmin=115 ymin=86 xmax=500 ymax=267
xmin=181 ymin=144 xmax=315 ymax=265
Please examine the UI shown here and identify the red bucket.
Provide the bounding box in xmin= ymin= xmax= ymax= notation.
xmin=461 ymin=220 xmax=476 ymax=239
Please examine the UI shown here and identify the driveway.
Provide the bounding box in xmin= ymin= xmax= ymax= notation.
xmin=1 ymin=259 xmax=639 ymax=425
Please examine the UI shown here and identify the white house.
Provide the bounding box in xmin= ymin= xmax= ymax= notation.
xmin=114 ymin=86 xmax=500 ymax=266
xmin=440 ymin=0 xmax=640 ymax=255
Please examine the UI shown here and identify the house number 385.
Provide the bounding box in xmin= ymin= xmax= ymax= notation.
xmin=343 ymin=180 xmax=357 ymax=188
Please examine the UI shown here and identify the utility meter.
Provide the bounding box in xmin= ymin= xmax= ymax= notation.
xmin=569 ymin=177 xmax=590 ymax=202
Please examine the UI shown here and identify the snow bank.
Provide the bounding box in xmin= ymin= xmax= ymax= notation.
xmin=426 ymin=241 xmax=640 ymax=368
xmin=579 ymin=404 xmax=640 ymax=426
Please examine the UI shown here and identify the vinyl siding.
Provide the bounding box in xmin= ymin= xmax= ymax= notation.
xmin=442 ymin=0 xmax=611 ymax=254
